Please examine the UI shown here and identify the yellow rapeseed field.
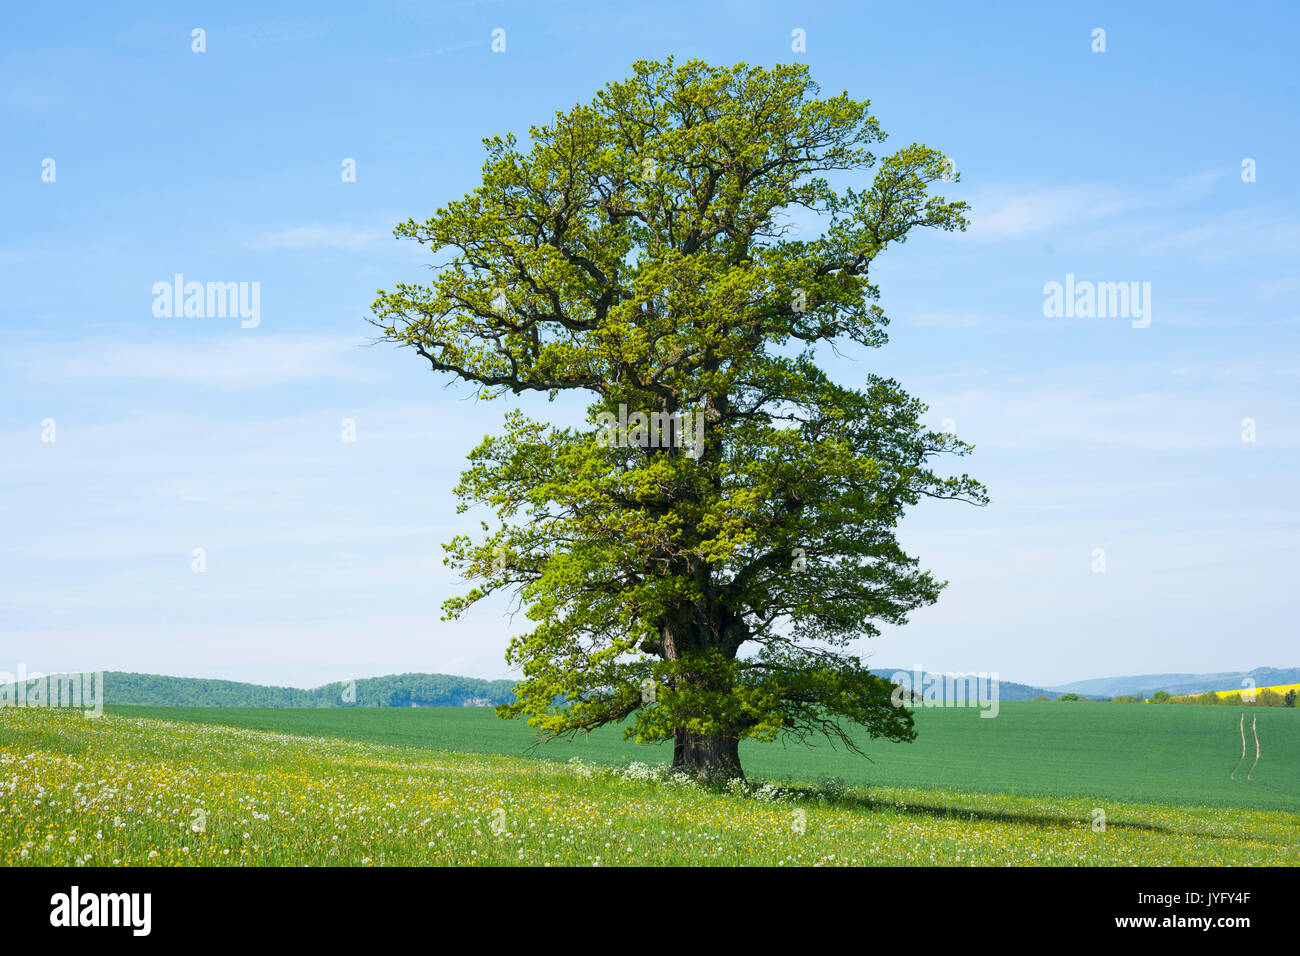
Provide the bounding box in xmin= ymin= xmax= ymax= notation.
xmin=1215 ymin=684 xmax=1300 ymax=698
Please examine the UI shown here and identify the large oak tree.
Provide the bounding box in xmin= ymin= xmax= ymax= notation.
xmin=371 ymin=58 xmax=986 ymax=780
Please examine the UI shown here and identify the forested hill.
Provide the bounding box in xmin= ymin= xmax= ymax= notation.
xmin=4 ymin=672 xmax=519 ymax=708
xmin=10 ymin=669 xmax=1088 ymax=707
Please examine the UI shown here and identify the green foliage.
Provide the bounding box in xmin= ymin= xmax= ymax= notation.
xmin=1286 ymin=690 xmax=1296 ymax=708
xmin=1150 ymin=690 xmax=1172 ymax=703
xmin=370 ymin=58 xmax=984 ymax=776
xmin=1057 ymin=693 xmax=1080 ymax=702
xmin=1172 ymin=689 xmax=1291 ymax=707
xmin=1166 ymin=690 xmax=1225 ymax=705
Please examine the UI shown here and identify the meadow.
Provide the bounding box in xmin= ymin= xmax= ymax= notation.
xmin=109 ymin=701 xmax=1300 ymax=813
xmin=2 ymin=707 xmax=1297 ymax=866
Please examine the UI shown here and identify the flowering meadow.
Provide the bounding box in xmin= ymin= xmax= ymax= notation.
xmin=1 ymin=708 xmax=1295 ymax=866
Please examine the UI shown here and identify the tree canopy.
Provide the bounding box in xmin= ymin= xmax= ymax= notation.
xmin=371 ymin=57 xmax=987 ymax=779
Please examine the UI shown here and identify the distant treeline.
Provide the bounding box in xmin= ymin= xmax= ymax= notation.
xmin=4 ymin=672 xmax=519 ymax=709
xmin=1123 ymin=668 xmax=1300 ymax=701
xmin=1118 ymin=688 xmax=1297 ymax=707
xmin=1032 ymin=688 xmax=1296 ymax=706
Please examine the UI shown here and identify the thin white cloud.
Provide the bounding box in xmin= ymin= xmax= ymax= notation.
xmin=965 ymin=183 xmax=1141 ymax=241
xmin=1051 ymin=211 xmax=1300 ymax=262
xmin=1133 ymin=217 xmax=1300 ymax=260
xmin=1257 ymin=276 xmax=1300 ymax=299
xmin=15 ymin=335 xmax=372 ymax=389
xmin=920 ymin=362 xmax=1300 ymax=452
xmin=960 ymin=169 xmax=1232 ymax=244
xmin=901 ymin=308 xmax=994 ymax=328
xmin=246 ymin=224 xmax=385 ymax=251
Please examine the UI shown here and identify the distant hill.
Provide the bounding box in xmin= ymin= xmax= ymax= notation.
xmin=5 ymin=668 xmax=1092 ymax=708
xmin=1044 ymin=666 xmax=1300 ymax=700
xmin=867 ymin=668 xmax=1085 ymax=701
xmin=1 ymin=672 xmax=518 ymax=709
xmin=14 ymin=665 xmax=1291 ymax=709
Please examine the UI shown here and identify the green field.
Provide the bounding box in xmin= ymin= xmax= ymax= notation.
xmin=4 ymin=707 xmax=1297 ymax=866
xmin=109 ymin=701 xmax=1300 ymax=813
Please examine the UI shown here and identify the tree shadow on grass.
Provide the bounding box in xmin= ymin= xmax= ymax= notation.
xmin=763 ymin=778 xmax=1174 ymax=835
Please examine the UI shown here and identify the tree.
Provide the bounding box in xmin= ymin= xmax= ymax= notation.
xmin=371 ymin=58 xmax=986 ymax=780
xmin=1057 ymin=693 xmax=1080 ymax=702
xmin=1150 ymin=690 xmax=1172 ymax=703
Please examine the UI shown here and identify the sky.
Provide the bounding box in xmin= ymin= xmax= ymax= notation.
xmin=2 ymin=0 xmax=1297 ymax=688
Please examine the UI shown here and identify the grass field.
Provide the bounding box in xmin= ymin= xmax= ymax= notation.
xmin=3 ymin=707 xmax=1297 ymax=866
xmin=108 ymin=701 xmax=1300 ymax=813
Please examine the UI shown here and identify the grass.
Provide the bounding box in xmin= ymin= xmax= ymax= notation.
xmin=3 ymin=707 xmax=1297 ymax=866
xmin=108 ymin=700 xmax=1300 ymax=813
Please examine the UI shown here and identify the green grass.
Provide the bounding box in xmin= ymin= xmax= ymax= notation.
xmin=4 ymin=708 xmax=1297 ymax=866
xmin=107 ymin=701 xmax=1300 ymax=812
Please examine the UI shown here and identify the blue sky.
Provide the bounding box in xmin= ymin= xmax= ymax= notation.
xmin=2 ymin=0 xmax=1297 ymax=688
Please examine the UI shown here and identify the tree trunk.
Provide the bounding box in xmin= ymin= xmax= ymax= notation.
xmin=672 ymin=728 xmax=743 ymax=781
xmin=660 ymin=595 xmax=746 ymax=782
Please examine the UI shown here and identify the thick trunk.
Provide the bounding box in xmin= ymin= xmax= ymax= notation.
xmin=658 ymin=532 xmax=747 ymax=781
xmin=672 ymin=729 xmax=743 ymax=781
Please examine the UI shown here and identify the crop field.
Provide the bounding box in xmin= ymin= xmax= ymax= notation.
xmin=109 ymin=701 xmax=1300 ymax=813
xmin=1215 ymin=683 xmax=1300 ymax=698
xmin=2 ymin=707 xmax=1297 ymax=866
